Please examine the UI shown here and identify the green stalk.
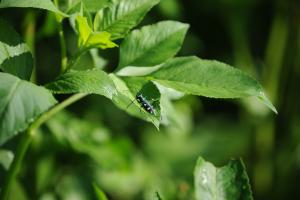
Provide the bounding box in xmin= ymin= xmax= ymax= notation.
xmin=0 ymin=93 xmax=87 ymax=200
xmin=54 ymin=0 xmax=68 ymax=73
xmin=0 ymin=130 xmax=32 ymax=200
xmin=23 ymin=12 xmax=37 ymax=83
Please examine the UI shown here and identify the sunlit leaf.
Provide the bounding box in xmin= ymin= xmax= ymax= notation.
xmin=45 ymin=69 xmax=117 ymax=99
xmin=75 ymin=15 xmax=117 ymax=49
xmin=149 ymin=56 xmax=277 ymax=113
xmin=0 ymin=0 xmax=67 ymax=16
xmin=0 ymin=72 xmax=57 ymax=145
xmin=76 ymin=15 xmax=92 ymax=47
xmin=117 ymin=21 xmax=189 ymax=74
xmin=194 ymin=157 xmax=253 ymax=200
xmin=0 ymin=19 xmax=33 ymax=80
xmin=87 ymin=32 xmax=118 ymax=49
xmin=94 ymin=0 xmax=160 ymax=40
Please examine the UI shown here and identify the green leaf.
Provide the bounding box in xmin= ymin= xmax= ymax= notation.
xmin=83 ymin=0 xmax=110 ymax=12
xmin=94 ymin=0 xmax=160 ymax=40
xmin=110 ymin=74 xmax=161 ymax=128
xmin=117 ymin=21 xmax=189 ymax=74
xmin=149 ymin=57 xmax=277 ymax=113
xmin=194 ymin=157 xmax=253 ymax=200
xmin=75 ymin=15 xmax=117 ymax=49
xmin=0 ymin=19 xmax=33 ymax=80
xmin=67 ymin=0 xmax=110 ymax=14
xmin=93 ymin=183 xmax=108 ymax=200
xmin=0 ymin=72 xmax=57 ymax=145
xmin=0 ymin=0 xmax=67 ymax=16
xmin=45 ymin=69 xmax=117 ymax=99
xmin=76 ymin=15 xmax=92 ymax=47
xmin=0 ymin=149 xmax=14 ymax=170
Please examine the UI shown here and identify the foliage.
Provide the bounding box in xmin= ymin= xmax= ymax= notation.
xmin=1 ymin=0 xmax=294 ymax=199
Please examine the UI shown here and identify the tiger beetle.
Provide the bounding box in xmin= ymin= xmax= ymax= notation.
xmin=127 ymin=93 xmax=157 ymax=116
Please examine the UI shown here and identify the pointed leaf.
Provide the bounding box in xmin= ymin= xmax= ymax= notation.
xmin=76 ymin=15 xmax=117 ymax=49
xmin=117 ymin=21 xmax=189 ymax=74
xmin=0 ymin=73 xmax=57 ymax=145
xmin=87 ymin=32 xmax=118 ymax=49
xmin=76 ymin=15 xmax=93 ymax=48
xmin=0 ymin=0 xmax=67 ymax=16
xmin=94 ymin=0 xmax=160 ymax=40
xmin=45 ymin=69 xmax=117 ymax=99
xmin=194 ymin=157 xmax=253 ymax=200
xmin=149 ymin=57 xmax=277 ymax=113
xmin=0 ymin=19 xmax=33 ymax=80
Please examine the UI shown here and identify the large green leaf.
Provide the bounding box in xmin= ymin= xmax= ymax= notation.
xmin=194 ymin=157 xmax=253 ymax=200
xmin=0 ymin=73 xmax=57 ymax=145
xmin=0 ymin=19 xmax=33 ymax=80
xmin=116 ymin=21 xmax=189 ymax=75
xmin=45 ymin=69 xmax=117 ymax=99
xmin=0 ymin=0 xmax=66 ymax=16
xmin=94 ymin=0 xmax=160 ymax=40
xmin=110 ymin=74 xmax=161 ymax=128
xmin=149 ymin=56 xmax=277 ymax=113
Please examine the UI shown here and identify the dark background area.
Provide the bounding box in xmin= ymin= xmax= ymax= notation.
xmin=1 ymin=0 xmax=300 ymax=199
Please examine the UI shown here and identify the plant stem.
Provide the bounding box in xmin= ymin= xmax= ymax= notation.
xmin=54 ymin=0 xmax=68 ymax=73
xmin=0 ymin=130 xmax=33 ymax=200
xmin=23 ymin=11 xmax=37 ymax=83
xmin=0 ymin=93 xmax=87 ymax=200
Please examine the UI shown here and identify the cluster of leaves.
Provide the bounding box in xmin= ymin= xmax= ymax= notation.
xmin=0 ymin=0 xmax=277 ymax=199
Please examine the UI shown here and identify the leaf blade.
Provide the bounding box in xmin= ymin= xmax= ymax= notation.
xmin=0 ymin=73 xmax=57 ymax=145
xmin=110 ymin=74 xmax=161 ymax=128
xmin=94 ymin=0 xmax=160 ymax=40
xmin=0 ymin=0 xmax=67 ymax=16
xmin=149 ymin=57 xmax=277 ymax=113
xmin=194 ymin=157 xmax=253 ymax=200
xmin=0 ymin=19 xmax=33 ymax=80
xmin=45 ymin=69 xmax=117 ymax=99
xmin=117 ymin=21 xmax=189 ymax=72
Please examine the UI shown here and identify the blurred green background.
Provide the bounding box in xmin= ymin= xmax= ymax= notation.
xmin=1 ymin=0 xmax=300 ymax=199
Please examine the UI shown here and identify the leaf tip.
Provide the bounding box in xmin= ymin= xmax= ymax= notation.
xmin=258 ymin=92 xmax=278 ymax=114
